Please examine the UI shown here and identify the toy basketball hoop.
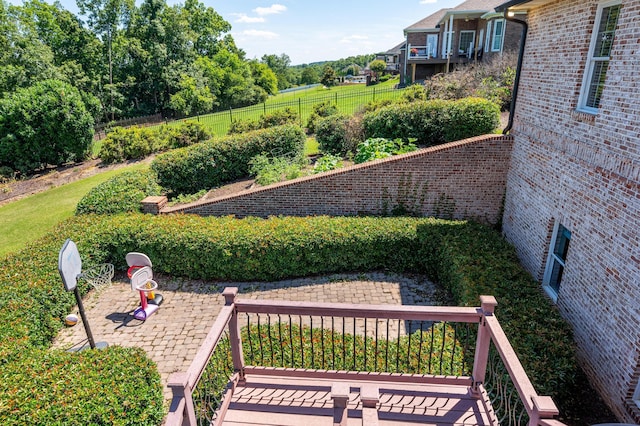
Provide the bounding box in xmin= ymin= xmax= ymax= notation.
xmin=81 ymin=263 xmax=114 ymax=291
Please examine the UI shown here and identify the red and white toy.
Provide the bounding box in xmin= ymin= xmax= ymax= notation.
xmin=126 ymin=252 xmax=163 ymax=321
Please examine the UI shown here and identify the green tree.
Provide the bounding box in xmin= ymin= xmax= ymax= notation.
xmin=320 ymin=65 xmax=338 ymax=87
xmin=77 ymin=0 xmax=134 ymax=120
xmin=261 ymin=53 xmax=293 ymax=90
xmin=369 ymin=59 xmax=386 ymax=82
xmin=250 ymin=60 xmax=278 ymax=95
xmin=169 ymin=73 xmax=214 ymax=116
xmin=300 ymin=66 xmax=319 ymax=85
xmin=0 ymin=79 xmax=95 ymax=173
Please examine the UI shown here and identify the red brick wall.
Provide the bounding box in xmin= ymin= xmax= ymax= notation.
xmin=164 ymin=135 xmax=513 ymax=226
xmin=502 ymin=0 xmax=640 ymax=421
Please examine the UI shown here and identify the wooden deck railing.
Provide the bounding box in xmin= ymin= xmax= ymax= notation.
xmin=165 ymin=288 xmax=566 ymax=426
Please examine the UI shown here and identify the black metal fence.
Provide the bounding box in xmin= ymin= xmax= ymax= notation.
xmin=177 ymin=85 xmax=405 ymax=137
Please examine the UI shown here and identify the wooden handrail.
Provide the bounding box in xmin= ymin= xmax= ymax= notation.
xmin=235 ymin=299 xmax=481 ymax=323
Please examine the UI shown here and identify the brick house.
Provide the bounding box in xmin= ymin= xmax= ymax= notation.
xmin=497 ymin=0 xmax=640 ymax=422
xmin=400 ymin=0 xmax=524 ymax=84
xmin=375 ymin=41 xmax=404 ymax=75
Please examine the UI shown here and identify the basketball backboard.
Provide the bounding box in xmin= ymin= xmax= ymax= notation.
xmin=58 ymin=239 xmax=82 ymax=291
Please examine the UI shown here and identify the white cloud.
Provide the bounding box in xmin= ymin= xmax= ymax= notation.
xmin=241 ymin=29 xmax=279 ymax=39
xmin=254 ymin=4 xmax=287 ymax=16
xmin=419 ymin=0 xmax=437 ymax=3
xmin=231 ymin=13 xmax=265 ymax=23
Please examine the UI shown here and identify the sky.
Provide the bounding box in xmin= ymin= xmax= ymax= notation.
xmin=8 ymin=0 xmax=451 ymax=65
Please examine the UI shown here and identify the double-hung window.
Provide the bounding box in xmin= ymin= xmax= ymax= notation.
xmin=543 ymin=223 xmax=572 ymax=301
xmin=578 ymin=1 xmax=621 ymax=113
xmin=491 ymin=19 xmax=505 ymax=52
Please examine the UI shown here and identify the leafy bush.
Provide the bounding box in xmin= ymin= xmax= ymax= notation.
xmin=315 ymin=114 xmax=349 ymax=155
xmin=401 ymin=84 xmax=427 ymax=102
xmin=0 ymin=79 xmax=95 ymax=174
xmin=164 ymin=121 xmax=211 ymax=148
xmin=443 ymin=98 xmax=500 ymax=142
xmin=362 ymin=98 xmax=499 ymax=145
xmin=75 ymin=169 xmax=163 ymax=215
xmin=306 ymin=101 xmax=339 ymax=134
xmin=258 ymin=108 xmax=299 ymax=128
xmin=313 ymin=154 xmax=343 ymax=174
xmin=249 ymin=153 xmax=307 ymax=185
xmin=152 ymin=125 xmax=306 ymax=195
xmin=228 ymin=108 xmax=300 ymax=135
xmin=99 ymin=126 xmax=161 ymax=164
xmin=227 ymin=119 xmax=260 ymax=135
xmin=353 ymin=137 xmax=417 ymax=164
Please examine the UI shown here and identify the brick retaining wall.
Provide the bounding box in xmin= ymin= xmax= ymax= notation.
xmin=158 ymin=134 xmax=513 ymax=225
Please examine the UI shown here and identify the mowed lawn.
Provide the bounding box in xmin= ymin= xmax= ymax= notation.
xmin=0 ymin=163 xmax=148 ymax=257
xmin=173 ymin=78 xmax=405 ymax=137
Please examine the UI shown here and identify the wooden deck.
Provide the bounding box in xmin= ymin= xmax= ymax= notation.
xmin=221 ymin=374 xmax=495 ymax=426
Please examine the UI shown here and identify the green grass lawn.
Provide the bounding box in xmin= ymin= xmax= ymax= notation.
xmin=174 ymin=78 xmax=405 ymax=137
xmin=0 ymin=163 xmax=148 ymax=257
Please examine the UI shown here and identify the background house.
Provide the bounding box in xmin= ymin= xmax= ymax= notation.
xmin=497 ymin=0 xmax=640 ymax=422
xmin=376 ymin=42 xmax=404 ymax=75
xmin=400 ymin=0 xmax=524 ymax=84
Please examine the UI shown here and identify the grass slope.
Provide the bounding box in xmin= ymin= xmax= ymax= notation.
xmin=0 ymin=163 xmax=148 ymax=257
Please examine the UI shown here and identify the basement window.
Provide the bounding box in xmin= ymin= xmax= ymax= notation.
xmin=542 ymin=223 xmax=571 ymax=302
xmin=578 ymin=1 xmax=621 ymax=113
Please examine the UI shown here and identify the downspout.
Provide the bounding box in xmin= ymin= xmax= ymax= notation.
xmin=502 ymin=12 xmax=528 ymax=134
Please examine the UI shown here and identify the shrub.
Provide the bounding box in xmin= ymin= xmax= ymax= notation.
xmin=164 ymin=121 xmax=211 ymax=148
xmin=313 ymin=154 xmax=343 ymax=174
xmin=306 ymin=101 xmax=339 ymax=134
xmin=400 ymin=84 xmax=427 ymax=102
xmin=228 ymin=108 xmax=300 ymax=135
xmin=353 ymin=137 xmax=417 ymax=164
xmin=362 ymin=98 xmax=499 ymax=145
xmin=75 ymin=169 xmax=163 ymax=215
xmin=99 ymin=126 xmax=161 ymax=164
xmin=249 ymin=153 xmax=307 ymax=185
xmin=443 ymin=98 xmax=500 ymax=141
xmin=152 ymin=125 xmax=306 ymax=195
xmin=258 ymin=108 xmax=300 ymax=128
xmin=315 ymin=114 xmax=349 ymax=155
xmin=0 ymin=79 xmax=95 ymax=174
xmin=228 ymin=119 xmax=260 ymax=135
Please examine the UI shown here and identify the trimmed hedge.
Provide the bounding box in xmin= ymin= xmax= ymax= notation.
xmin=75 ymin=169 xmax=163 ymax=215
xmin=0 ymin=213 xmax=590 ymax=423
xmin=99 ymin=122 xmax=210 ymax=164
xmin=363 ymin=97 xmax=500 ymax=145
xmin=151 ymin=124 xmax=306 ymax=195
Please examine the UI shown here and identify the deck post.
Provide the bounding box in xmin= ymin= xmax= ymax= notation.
xmin=167 ymin=372 xmax=197 ymax=426
xmin=471 ymin=295 xmax=498 ymax=397
xmin=529 ymin=395 xmax=560 ymax=425
xmin=223 ymin=287 xmax=245 ymax=383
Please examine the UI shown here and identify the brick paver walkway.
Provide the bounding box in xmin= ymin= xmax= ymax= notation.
xmin=52 ymin=272 xmax=441 ymax=401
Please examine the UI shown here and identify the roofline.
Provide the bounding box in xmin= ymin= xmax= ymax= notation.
xmin=404 ymin=27 xmax=440 ymax=34
xmin=495 ymin=0 xmax=531 ymax=12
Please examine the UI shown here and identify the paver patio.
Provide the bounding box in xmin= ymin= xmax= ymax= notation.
xmin=52 ymin=272 xmax=442 ymax=401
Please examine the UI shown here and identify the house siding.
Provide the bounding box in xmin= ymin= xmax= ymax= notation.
xmin=502 ymin=0 xmax=640 ymax=421
xmin=163 ymin=135 xmax=513 ymax=226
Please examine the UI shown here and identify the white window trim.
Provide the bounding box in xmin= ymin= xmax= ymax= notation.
xmin=577 ymin=0 xmax=621 ymax=114
xmin=485 ymin=21 xmax=492 ymax=53
xmin=542 ymin=222 xmax=571 ymax=303
xmin=478 ymin=28 xmax=485 ymax=51
xmin=491 ymin=19 xmax=505 ymax=52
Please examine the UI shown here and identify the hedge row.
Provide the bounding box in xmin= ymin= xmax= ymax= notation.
xmin=362 ymin=97 xmax=500 ymax=145
xmin=99 ymin=121 xmax=210 ymax=164
xmin=61 ymin=214 xmax=575 ymax=401
xmin=0 ymin=213 xmax=582 ymax=423
xmin=151 ymin=124 xmax=306 ymax=195
xmin=75 ymin=169 xmax=163 ymax=215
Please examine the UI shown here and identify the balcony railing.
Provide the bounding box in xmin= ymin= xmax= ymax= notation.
xmin=165 ymin=288 xmax=566 ymax=426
